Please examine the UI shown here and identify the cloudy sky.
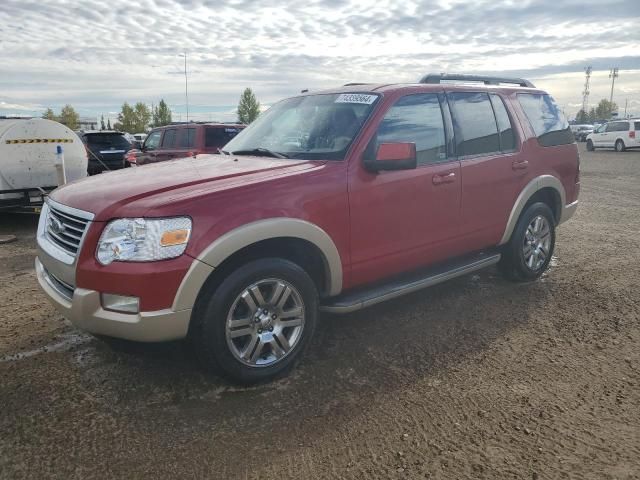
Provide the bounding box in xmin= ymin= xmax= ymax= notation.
xmin=1 ymin=0 xmax=639 ymax=123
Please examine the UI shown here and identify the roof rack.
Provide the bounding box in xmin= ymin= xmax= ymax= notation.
xmin=343 ymin=83 xmax=369 ymax=86
xmin=419 ymin=73 xmax=535 ymax=88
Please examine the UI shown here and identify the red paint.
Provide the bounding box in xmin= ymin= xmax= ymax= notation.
xmin=51 ymin=83 xmax=580 ymax=312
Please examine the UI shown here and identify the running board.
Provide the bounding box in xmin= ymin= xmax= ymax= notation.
xmin=320 ymin=251 xmax=501 ymax=314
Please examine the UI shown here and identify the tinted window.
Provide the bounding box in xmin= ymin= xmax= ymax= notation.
xmin=205 ymin=127 xmax=242 ymax=148
xmin=517 ymin=93 xmax=573 ymax=147
xmin=635 ymin=122 xmax=640 ymax=131
xmin=376 ymin=93 xmax=446 ymax=165
xmin=489 ymin=94 xmax=516 ymax=151
xmin=179 ymin=128 xmax=196 ymax=148
xmin=449 ymin=92 xmax=500 ymax=156
xmin=144 ymin=131 xmax=162 ymax=150
xmin=161 ymin=129 xmax=177 ymax=147
xmin=617 ymin=122 xmax=630 ymax=132
xmin=85 ymin=134 xmax=130 ymax=149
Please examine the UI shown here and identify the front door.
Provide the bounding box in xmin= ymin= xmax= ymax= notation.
xmin=139 ymin=130 xmax=162 ymax=164
xmin=348 ymin=93 xmax=462 ymax=287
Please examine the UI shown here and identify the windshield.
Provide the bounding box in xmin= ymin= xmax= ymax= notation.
xmin=223 ymin=93 xmax=380 ymax=160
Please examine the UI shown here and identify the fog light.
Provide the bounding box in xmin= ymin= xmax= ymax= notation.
xmin=101 ymin=293 xmax=140 ymax=313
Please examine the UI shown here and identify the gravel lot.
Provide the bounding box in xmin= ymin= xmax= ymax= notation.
xmin=1 ymin=144 xmax=639 ymax=479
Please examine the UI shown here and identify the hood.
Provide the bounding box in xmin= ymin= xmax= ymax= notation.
xmin=51 ymin=154 xmax=324 ymax=220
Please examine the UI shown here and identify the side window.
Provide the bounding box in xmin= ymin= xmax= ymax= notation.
xmin=605 ymin=123 xmax=617 ymax=132
xmin=517 ymin=93 xmax=573 ymax=147
xmin=143 ymin=131 xmax=162 ymax=150
xmin=618 ymin=122 xmax=630 ymax=132
xmin=489 ymin=94 xmax=516 ymax=151
xmin=205 ymin=127 xmax=241 ymax=148
xmin=376 ymin=93 xmax=447 ymax=165
xmin=635 ymin=122 xmax=640 ymax=131
xmin=179 ymin=128 xmax=196 ymax=148
xmin=161 ymin=129 xmax=177 ymax=148
xmin=449 ymin=92 xmax=500 ymax=156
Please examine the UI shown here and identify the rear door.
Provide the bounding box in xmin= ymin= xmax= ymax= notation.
xmin=176 ymin=127 xmax=197 ymax=157
xmin=155 ymin=128 xmax=178 ymax=162
xmin=449 ymin=91 xmax=525 ymax=248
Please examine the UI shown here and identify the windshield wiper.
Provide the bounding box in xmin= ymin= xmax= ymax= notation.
xmin=231 ymin=148 xmax=289 ymax=159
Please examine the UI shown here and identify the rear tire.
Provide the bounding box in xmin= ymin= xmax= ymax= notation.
xmin=499 ymin=202 xmax=556 ymax=282
xmin=615 ymin=139 xmax=626 ymax=152
xmin=191 ymin=258 xmax=318 ymax=384
xmin=586 ymin=140 xmax=595 ymax=151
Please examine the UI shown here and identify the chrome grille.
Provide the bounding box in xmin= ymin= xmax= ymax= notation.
xmin=43 ymin=266 xmax=75 ymax=301
xmin=46 ymin=203 xmax=91 ymax=257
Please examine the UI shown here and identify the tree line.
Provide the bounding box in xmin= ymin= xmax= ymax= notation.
xmin=575 ymin=99 xmax=618 ymax=124
xmin=42 ymin=88 xmax=262 ymax=133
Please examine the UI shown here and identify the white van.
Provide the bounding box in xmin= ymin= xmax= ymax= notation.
xmin=586 ymin=119 xmax=640 ymax=152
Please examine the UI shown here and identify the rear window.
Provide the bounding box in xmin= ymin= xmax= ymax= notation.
xmin=179 ymin=128 xmax=196 ymax=148
xmin=449 ymin=92 xmax=501 ymax=156
xmin=517 ymin=93 xmax=573 ymax=147
xmin=162 ymin=129 xmax=177 ymax=147
xmin=205 ymin=127 xmax=242 ymax=148
xmin=85 ymin=134 xmax=130 ymax=148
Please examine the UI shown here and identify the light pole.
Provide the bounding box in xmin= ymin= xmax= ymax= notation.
xmin=609 ymin=68 xmax=619 ymax=104
xmin=179 ymin=51 xmax=189 ymax=122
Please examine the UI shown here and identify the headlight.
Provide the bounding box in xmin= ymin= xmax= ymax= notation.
xmin=96 ymin=217 xmax=192 ymax=265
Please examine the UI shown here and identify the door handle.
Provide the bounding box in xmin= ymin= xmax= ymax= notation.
xmin=512 ymin=160 xmax=529 ymax=170
xmin=432 ymin=172 xmax=456 ymax=185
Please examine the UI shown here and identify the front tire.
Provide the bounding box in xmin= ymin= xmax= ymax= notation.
xmin=499 ymin=202 xmax=556 ymax=282
xmin=615 ymin=139 xmax=626 ymax=152
xmin=586 ymin=139 xmax=595 ymax=151
xmin=192 ymin=258 xmax=318 ymax=384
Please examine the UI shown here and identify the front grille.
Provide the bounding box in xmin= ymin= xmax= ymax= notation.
xmin=46 ymin=203 xmax=91 ymax=257
xmin=44 ymin=266 xmax=75 ymax=301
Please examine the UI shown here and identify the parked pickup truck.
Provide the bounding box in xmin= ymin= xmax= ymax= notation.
xmin=35 ymin=74 xmax=579 ymax=383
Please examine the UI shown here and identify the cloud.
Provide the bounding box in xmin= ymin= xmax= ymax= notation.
xmin=0 ymin=0 xmax=638 ymax=119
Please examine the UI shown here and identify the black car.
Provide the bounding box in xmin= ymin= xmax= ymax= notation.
xmin=78 ymin=131 xmax=133 ymax=175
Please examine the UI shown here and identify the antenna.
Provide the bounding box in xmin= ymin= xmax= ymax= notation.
xmin=582 ymin=66 xmax=592 ymax=114
xmin=609 ymin=68 xmax=619 ymax=104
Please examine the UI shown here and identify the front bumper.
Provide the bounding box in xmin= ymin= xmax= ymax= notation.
xmin=35 ymin=257 xmax=191 ymax=342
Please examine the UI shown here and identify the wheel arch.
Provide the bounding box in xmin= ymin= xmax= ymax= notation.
xmin=172 ymin=218 xmax=343 ymax=312
xmin=499 ymin=175 xmax=565 ymax=245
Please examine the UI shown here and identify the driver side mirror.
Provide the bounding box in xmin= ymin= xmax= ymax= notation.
xmin=364 ymin=142 xmax=417 ymax=172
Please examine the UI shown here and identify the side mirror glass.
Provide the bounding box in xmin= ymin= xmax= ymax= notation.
xmin=364 ymin=142 xmax=417 ymax=172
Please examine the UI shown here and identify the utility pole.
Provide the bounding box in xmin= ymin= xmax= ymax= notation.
xmin=179 ymin=51 xmax=189 ymax=122
xmin=609 ymin=68 xmax=619 ymax=104
xmin=582 ymin=66 xmax=592 ymax=115
xmin=624 ymin=99 xmax=628 ymax=118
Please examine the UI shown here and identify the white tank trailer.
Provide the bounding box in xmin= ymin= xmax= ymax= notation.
xmin=0 ymin=118 xmax=87 ymax=211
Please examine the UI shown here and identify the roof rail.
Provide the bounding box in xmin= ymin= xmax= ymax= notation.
xmin=343 ymin=82 xmax=369 ymax=86
xmin=419 ymin=73 xmax=535 ymax=88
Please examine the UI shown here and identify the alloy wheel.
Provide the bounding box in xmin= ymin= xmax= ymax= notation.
xmin=225 ymin=278 xmax=305 ymax=367
xmin=523 ymin=215 xmax=551 ymax=271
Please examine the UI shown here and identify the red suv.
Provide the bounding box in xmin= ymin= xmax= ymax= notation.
xmin=35 ymin=74 xmax=579 ymax=383
xmin=127 ymin=123 xmax=244 ymax=165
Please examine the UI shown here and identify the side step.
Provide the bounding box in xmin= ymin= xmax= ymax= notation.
xmin=320 ymin=251 xmax=501 ymax=314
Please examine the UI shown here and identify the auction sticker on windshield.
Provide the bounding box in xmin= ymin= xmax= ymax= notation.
xmin=335 ymin=94 xmax=377 ymax=104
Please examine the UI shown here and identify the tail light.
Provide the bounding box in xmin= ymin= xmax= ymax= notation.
xmin=630 ymin=131 xmax=636 ymax=139
xmin=124 ymin=151 xmax=137 ymax=164
xmin=187 ymin=150 xmax=201 ymax=157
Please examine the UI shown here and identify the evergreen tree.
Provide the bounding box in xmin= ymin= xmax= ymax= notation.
xmin=100 ymin=115 xmax=106 ymax=130
xmin=153 ymin=99 xmax=172 ymax=127
xmin=237 ymin=88 xmax=261 ymax=124
xmin=58 ymin=105 xmax=79 ymax=130
xmin=107 ymin=118 xmax=112 ymax=130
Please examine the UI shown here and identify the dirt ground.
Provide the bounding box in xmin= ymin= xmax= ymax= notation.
xmin=0 ymin=144 xmax=638 ymax=479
